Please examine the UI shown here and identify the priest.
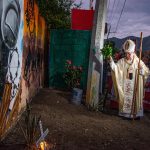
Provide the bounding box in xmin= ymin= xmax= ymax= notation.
xmin=109 ymin=39 xmax=150 ymax=118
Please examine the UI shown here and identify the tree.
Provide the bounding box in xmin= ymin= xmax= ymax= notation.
xmin=36 ymin=0 xmax=82 ymax=30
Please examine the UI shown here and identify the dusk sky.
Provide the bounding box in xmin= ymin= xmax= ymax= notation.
xmin=75 ymin=0 xmax=150 ymax=38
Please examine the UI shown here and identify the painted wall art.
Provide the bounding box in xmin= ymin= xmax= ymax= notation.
xmin=0 ymin=0 xmax=23 ymax=110
xmin=0 ymin=0 xmax=47 ymax=137
xmin=21 ymin=0 xmax=46 ymax=108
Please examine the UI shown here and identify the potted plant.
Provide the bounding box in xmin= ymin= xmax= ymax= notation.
xmin=63 ymin=60 xmax=83 ymax=105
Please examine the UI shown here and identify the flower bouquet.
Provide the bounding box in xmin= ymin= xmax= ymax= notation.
xmin=63 ymin=60 xmax=83 ymax=105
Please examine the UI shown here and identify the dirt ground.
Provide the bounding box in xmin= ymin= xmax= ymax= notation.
xmin=1 ymin=88 xmax=150 ymax=150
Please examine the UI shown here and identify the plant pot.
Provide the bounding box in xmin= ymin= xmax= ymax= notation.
xmin=72 ymin=88 xmax=83 ymax=105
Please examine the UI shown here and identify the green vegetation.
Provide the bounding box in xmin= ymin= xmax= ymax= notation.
xmin=36 ymin=0 xmax=82 ymax=30
xmin=101 ymin=41 xmax=118 ymax=59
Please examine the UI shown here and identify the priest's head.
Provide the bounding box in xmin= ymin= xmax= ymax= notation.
xmin=123 ymin=39 xmax=135 ymax=61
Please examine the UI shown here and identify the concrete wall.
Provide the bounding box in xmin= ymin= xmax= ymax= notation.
xmin=21 ymin=0 xmax=47 ymax=109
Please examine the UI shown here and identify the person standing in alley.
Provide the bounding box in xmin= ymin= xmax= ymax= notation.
xmin=109 ymin=39 xmax=150 ymax=119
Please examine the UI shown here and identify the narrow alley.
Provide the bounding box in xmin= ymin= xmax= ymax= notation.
xmin=1 ymin=89 xmax=150 ymax=150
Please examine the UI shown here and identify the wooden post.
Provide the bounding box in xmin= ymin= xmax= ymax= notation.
xmin=130 ymin=32 xmax=143 ymax=119
xmin=86 ymin=0 xmax=107 ymax=108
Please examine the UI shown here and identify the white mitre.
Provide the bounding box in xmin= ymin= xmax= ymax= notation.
xmin=123 ymin=39 xmax=135 ymax=53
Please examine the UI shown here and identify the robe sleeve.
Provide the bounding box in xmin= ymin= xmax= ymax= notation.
xmin=109 ymin=57 xmax=123 ymax=72
xmin=109 ymin=58 xmax=124 ymax=103
xmin=109 ymin=58 xmax=116 ymax=71
xmin=140 ymin=61 xmax=150 ymax=76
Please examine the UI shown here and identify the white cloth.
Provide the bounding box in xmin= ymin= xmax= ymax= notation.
xmin=123 ymin=39 xmax=135 ymax=53
xmin=109 ymin=54 xmax=150 ymax=118
xmin=110 ymin=60 xmax=144 ymax=76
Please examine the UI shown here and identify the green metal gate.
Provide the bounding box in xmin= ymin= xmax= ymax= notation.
xmin=49 ymin=29 xmax=91 ymax=90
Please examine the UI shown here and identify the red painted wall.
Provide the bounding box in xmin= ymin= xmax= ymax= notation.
xmin=71 ymin=9 xmax=94 ymax=30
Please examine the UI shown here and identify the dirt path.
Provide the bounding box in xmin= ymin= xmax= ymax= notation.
xmin=1 ymin=89 xmax=150 ymax=150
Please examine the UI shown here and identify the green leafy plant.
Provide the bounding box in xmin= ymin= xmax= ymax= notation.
xmin=101 ymin=41 xmax=118 ymax=59
xmin=19 ymin=101 xmax=41 ymax=149
xmin=63 ymin=60 xmax=83 ymax=90
xmin=101 ymin=43 xmax=113 ymax=58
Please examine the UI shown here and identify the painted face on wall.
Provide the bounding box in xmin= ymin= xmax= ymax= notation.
xmin=0 ymin=0 xmax=21 ymax=108
xmin=0 ymin=0 xmax=20 ymax=49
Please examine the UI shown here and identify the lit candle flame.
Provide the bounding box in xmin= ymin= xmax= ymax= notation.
xmin=40 ymin=141 xmax=47 ymax=150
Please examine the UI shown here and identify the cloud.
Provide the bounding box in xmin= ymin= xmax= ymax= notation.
xmin=107 ymin=0 xmax=150 ymax=38
xmin=75 ymin=0 xmax=96 ymax=9
xmin=75 ymin=0 xmax=89 ymax=9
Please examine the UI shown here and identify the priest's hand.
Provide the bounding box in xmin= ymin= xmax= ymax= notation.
xmin=138 ymin=64 xmax=144 ymax=75
xmin=107 ymin=56 xmax=113 ymax=63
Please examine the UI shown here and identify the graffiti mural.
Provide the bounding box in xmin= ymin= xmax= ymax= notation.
xmin=0 ymin=0 xmax=23 ymax=110
xmin=0 ymin=0 xmax=47 ymax=138
xmin=23 ymin=0 xmax=36 ymax=87
xmin=21 ymin=0 xmax=46 ymax=107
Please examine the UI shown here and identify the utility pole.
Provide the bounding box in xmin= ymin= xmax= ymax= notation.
xmin=86 ymin=0 xmax=107 ymax=108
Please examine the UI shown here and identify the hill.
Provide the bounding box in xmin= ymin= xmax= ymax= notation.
xmin=108 ymin=36 xmax=150 ymax=51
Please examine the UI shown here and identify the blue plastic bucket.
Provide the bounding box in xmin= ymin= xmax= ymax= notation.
xmin=72 ymin=88 xmax=83 ymax=105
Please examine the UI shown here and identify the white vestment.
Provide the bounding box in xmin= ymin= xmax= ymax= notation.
xmin=110 ymin=54 xmax=150 ymax=118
